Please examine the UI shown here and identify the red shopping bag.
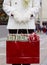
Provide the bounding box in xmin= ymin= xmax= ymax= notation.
xmin=6 ymin=33 xmax=40 ymax=64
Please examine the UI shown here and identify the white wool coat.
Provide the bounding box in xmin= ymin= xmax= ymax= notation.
xmin=3 ymin=0 xmax=40 ymax=29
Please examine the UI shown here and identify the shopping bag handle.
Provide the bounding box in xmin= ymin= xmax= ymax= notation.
xmin=17 ymin=29 xmax=29 ymax=34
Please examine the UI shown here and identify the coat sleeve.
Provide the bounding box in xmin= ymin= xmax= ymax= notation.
xmin=29 ymin=0 xmax=41 ymax=17
xmin=3 ymin=0 xmax=15 ymax=16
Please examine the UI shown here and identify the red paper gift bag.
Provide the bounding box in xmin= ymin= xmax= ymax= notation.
xmin=6 ymin=33 xmax=40 ymax=64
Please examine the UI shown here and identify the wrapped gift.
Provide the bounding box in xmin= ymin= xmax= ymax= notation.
xmin=6 ymin=33 xmax=40 ymax=64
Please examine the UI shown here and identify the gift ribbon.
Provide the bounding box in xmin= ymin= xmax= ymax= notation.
xmin=7 ymin=33 xmax=39 ymax=42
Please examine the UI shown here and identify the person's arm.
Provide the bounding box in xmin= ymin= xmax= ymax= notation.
xmin=29 ymin=0 xmax=41 ymax=17
xmin=3 ymin=0 xmax=15 ymax=16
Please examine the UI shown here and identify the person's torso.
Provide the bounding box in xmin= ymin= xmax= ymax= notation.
xmin=7 ymin=0 xmax=35 ymax=29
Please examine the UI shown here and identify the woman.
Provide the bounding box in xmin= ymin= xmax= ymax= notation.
xmin=3 ymin=0 xmax=40 ymax=65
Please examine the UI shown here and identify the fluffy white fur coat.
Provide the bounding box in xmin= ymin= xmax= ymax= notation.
xmin=13 ymin=9 xmax=32 ymax=23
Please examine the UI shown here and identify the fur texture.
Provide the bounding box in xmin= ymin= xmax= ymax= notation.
xmin=13 ymin=9 xmax=32 ymax=23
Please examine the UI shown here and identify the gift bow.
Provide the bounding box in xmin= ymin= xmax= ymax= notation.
xmin=28 ymin=33 xmax=40 ymax=41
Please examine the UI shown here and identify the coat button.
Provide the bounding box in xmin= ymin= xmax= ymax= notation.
xmin=31 ymin=14 xmax=33 ymax=17
xmin=11 ymin=14 xmax=13 ymax=16
xmin=30 ymin=14 xmax=34 ymax=19
xmin=15 ymin=2 xmax=17 ymax=4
